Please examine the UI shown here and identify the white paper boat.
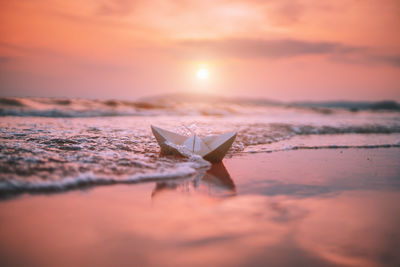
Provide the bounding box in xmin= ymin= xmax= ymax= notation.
xmin=151 ymin=125 xmax=236 ymax=162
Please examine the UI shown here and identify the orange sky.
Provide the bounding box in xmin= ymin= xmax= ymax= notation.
xmin=0 ymin=0 xmax=399 ymax=101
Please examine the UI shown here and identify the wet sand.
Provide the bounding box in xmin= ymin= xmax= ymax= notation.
xmin=0 ymin=148 xmax=399 ymax=267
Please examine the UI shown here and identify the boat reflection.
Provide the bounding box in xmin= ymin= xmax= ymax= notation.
xmin=152 ymin=162 xmax=236 ymax=198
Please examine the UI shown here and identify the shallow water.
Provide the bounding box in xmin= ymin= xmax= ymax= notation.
xmin=0 ymin=148 xmax=399 ymax=267
xmin=1 ymin=96 xmax=400 ymax=266
xmin=1 ymin=100 xmax=400 ymax=197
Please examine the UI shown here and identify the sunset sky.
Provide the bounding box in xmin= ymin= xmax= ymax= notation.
xmin=0 ymin=0 xmax=399 ymax=101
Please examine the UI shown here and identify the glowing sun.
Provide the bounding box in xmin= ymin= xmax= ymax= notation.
xmin=196 ymin=68 xmax=209 ymax=80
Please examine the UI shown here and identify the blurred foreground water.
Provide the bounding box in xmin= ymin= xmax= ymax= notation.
xmin=0 ymin=148 xmax=399 ymax=267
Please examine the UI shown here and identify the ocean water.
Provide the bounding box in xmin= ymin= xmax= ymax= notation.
xmin=1 ymin=95 xmax=399 ymax=198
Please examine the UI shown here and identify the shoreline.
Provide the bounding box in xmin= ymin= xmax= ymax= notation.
xmin=2 ymin=142 xmax=399 ymax=200
xmin=1 ymin=147 xmax=399 ymax=267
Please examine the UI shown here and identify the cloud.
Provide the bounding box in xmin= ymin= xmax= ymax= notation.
xmin=272 ymin=0 xmax=304 ymax=25
xmin=373 ymin=55 xmax=400 ymax=68
xmin=252 ymin=0 xmax=306 ymax=26
xmin=97 ymin=0 xmax=137 ymax=16
xmin=179 ymin=38 xmax=400 ymax=68
xmin=0 ymin=56 xmax=13 ymax=64
xmin=179 ymin=38 xmax=359 ymax=59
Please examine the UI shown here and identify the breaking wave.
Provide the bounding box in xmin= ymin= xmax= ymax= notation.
xmin=0 ymin=161 xmax=209 ymax=198
xmin=1 ymin=95 xmax=399 ymax=118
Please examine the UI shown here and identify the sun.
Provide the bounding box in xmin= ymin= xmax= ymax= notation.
xmin=196 ymin=68 xmax=209 ymax=80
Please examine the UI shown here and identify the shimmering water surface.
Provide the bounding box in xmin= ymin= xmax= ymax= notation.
xmin=0 ymin=96 xmax=400 ymax=266
xmin=0 ymin=148 xmax=399 ymax=267
xmin=1 ymin=96 xmax=400 ymax=196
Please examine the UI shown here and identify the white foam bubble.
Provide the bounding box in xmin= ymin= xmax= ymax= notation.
xmin=0 ymin=162 xmax=202 ymax=194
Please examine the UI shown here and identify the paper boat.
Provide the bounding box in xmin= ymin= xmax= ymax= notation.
xmin=151 ymin=125 xmax=236 ymax=162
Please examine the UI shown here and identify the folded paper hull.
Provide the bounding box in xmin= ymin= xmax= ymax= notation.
xmin=151 ymin=125 xmax=187 ymax=156
xmin=202 ymin=134 xmax=236 ymax=162
xmin=151 ymin=125 xmax=236 ymax=162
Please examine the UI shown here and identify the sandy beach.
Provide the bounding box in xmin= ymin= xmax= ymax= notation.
xmin=1 ymin=147 xmax=399 ymax=267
